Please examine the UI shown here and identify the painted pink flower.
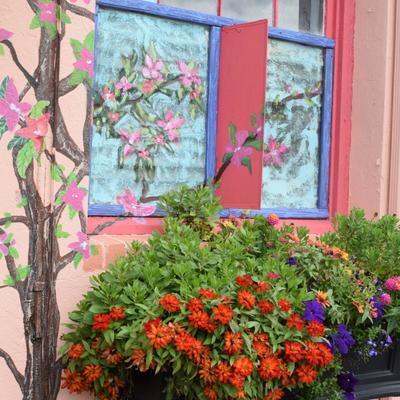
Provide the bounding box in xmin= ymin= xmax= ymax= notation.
xmin=154 ymin=134 xmax=164 ymax=145
xmin=38 ymin=1 xmax=57 ymax=24
xmin=68 ymin=232 xmax=90 ymax=260
xmin=101 ymin=87 xmax=115 ymax=102
xmin=118 ymin=129 xmax=141 ymax=157
xmin=190 ymin=88 xmax=200 ymax=100
xmin=143 ymin=80 xmax=155 ymax=94
xmin=73 ymin=48 xmax=94 ymax=78
xmin=0 ymin=233 xmax=13 ymax=256
xmin=116 ymin=189 xmax=156 ymax=217
xmin=70 ymin=0 xmax=91 ymax=4
xmin=62 ymin=181 xmax=86 ymax=212
xmin=157 ymin=111 xmax=184 ymax=142
xmin=177 ymin=61 xmax=201 ymax=87
xmin=284 ymin=83 xmax=293 ymax=93
xmin=385 ymin=277 xmax=400 ymax=291
xmin=15 ymin=113 xmax=49 ymax=153
xmin=0 ymin=79 xmax=31 ymax=132
xmin=264 ymin=135 xmax=289 ymax=167
xmin=115 ymin=76 xmax=133 ymax=92
xmin=225 ymin=130 xmax=253 ymax=167
xmin=108 ymin=112 xmax=119 ymax=123
xmin=255 ymin=114 xmax=265 ymax=140
xmin=139 ymin=149 xmax=150 ymax=160
xmin=0 ymin=28 xmax=13 ymax=42
xmin=142 ymin=54 xmax=164 ymax=81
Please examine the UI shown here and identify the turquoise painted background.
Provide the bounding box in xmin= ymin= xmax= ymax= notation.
xmin=89 ymin=8 xmax=209 ymax=206
xmin=262 ymin=39 xmax=323 ymax=209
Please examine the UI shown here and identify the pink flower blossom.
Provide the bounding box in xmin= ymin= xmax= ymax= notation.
xmin=15 ymin=113 xmax=49 ymax=152
xmin=264 ymin=135 xmax=289 ymax=167
xmin=101 ymin=87 xmax=115 ymax=102
xmin=62 ymin=181 xmax=86 ymax=212
xmin=0 ymin=79 xmax=31 ymax=132
xmin=157 ymin=111 xmax=184 ymax=142
xmin=143 ymin=80 xmax=155 ymax=94
xmin=379 ymin=293 xmax=391 ymax=305
xmin=115 ymin=76 xmax=133 ymax=92
xmin=154 ymin=134 xmax=164 ymax=145
xmin=73 ymin=48 xmax=94 ymax=78
xmin=38 ymin=1 xmax=57 ymax=24
xmin=225 ymin=130 xmax=253 ymax=167
xmin=255 ymin=114 xmax=265 ymax=140
xmin=190 ymin=88 xmax=200 ymax=100
xmin=139 ymin=149 xmax=150 ymax=160
xmin=108 ymin=112 xmax=119 ymax=123
xmin=267 ymin=272 xmax=280 ymax=280
xmin=385 ymin=277 xmax=400 ymax=291
xmin=177 ymin=61 xmax=201 ymax=87
xmin=69 ymin=0 xmax=91 ymax=4
xmin=266 ymin=213 xmax=279 ymax=226
xmin=0 ymin=28 xmax=13 ymax=42
xmin=116 ymin=189 xmax=156 ymax=217
xmin=0 ymin=233 xmax=12 ymax=256
xmin=284 ymin=83 xmax=293 ymax=93
xmin=142 ymin=54 xmax=164 ymax=81
xmin=68 ymin=232 xmax=90 ymax=260
xmin=118 ymin=129 xmax=141 ymax=157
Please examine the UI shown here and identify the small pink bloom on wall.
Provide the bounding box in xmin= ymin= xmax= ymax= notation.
xmin=101 ymin=87 xmax=115 ymax=102
xmin=69 ymin=232 xmax=90 ymax=259
xmin=225 ymin=131 xmax=253 ymax=167
xmin=139 ymin=149 xmax=150 ymax=160
xmin=142 ymin=54 xmax=164 ymax=81
xmin=73 ymin=48 xmax=94 ymax=78
xmin=63 ymin=181 xmax=86 ymax=212
xmin=15 ymin=113 xmax=49 ymax=152
xmin=177 ymin=61 xmax=201 ymax=87
xmin=0 ymin=28 xmax=13 ymax=42
xmin=118 ymin=129 xmax=141 ymax=157
xmin=0 ymin=233 xmax=13 ymax=256
xmin=115 ymin=76 xmax=133 ymax=92
xmin=157 ymin=111 xmax=184 ymax=142
xmin=70 ymin=0 xmax=91 ymax=4
xmin=38 ymin=1 xmax=57 ymax=24
xmin=264 ymin=135 xmax=289 ymax=167
xmin=108 ymin=111 xmax=119 ymax=123
xmin=116 ymin=189 xmax=156 ymax=217
xmin=154 ymin=134 xmax=164 ymax=145
xmin=142 ymin=79 xmax=155 ymax=94
xmin=0 ymin=79 xmax=31 ymax=131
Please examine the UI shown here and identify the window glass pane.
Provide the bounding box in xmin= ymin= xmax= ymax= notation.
xmin=262 ymin=39 xmax=324 ymax=209
xmin=222 ymin=0 xmax=273 ymax=22
xmin=162 ymin=0 xmax=218 ymax=15
xmin=90 ymin=8 xmax=210 ymax=214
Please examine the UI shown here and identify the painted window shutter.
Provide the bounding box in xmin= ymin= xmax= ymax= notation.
xmin=214 ymin=19 xmax=268 ymax=210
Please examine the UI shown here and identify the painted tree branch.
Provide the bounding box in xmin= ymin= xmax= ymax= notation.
xmin=0 ymin=216 xmax=29 ymax=227
xmin=92 ymin=216 xmax=127 ymax=235
xmin=63 ymin=1 xmax=95 ymax=21
xmin=55 ymin=251 xmax=76 ymax=277
xmin=0 ymin=348 xmax=24 ymax=392
xmin=58 ymin=74 xmax=76 ymax=97
xmin=2 ymin=41 xmax=37 ymax=89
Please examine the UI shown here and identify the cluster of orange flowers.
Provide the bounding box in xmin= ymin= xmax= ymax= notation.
xmin=92 ymin=306 xmax=125 ymax=332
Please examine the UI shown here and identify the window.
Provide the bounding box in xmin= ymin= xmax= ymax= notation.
xmin=89 ymin=0 xmax=334 ymax=220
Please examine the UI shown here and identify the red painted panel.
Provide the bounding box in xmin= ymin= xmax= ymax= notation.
xmin=215 ymin=19 xmax=268 ymax=209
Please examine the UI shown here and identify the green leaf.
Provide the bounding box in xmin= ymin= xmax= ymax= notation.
xmin=68 ymin=206 xmax=77 ymax=220
xmin=3 ymin=275 xmax=15 ymax=287
xmin=30 ymin=100 xmax=50 ymax=119
xmin=50 ymin=164 xmax=65 ymax=182
xmin=90 ymin=244 xmax=98 ymax=256
xmin=222 ymin=152 xmax=233 ymax=165
xmin=104 ymin=330 xmax=114 ymax=345
xmin=0 ymin=118 xmax=8 ymax=138
xmin=70 ymin=39 xmax=83 ymax=60
xmin=44 ymin=22 xmax=57 ymax=40
xmin=0 ymin=76 xmax=9 ymax=98
xmin=57 ymin=6 xmax=71 ymax=24
xmin=68 ymin=69 xmax=86 ymax=86
xmin=7 ymin=135 xmax=28 ymax=150
xmin=30 ymin=14 xmax=41 ymax=30
xmin=148 ymin=41 xmax=157 ymax=61
xmin=9 ymin=247 xmax=19 ymax=260
xmin=73 ymin=252 xmax=83 ymax=269
xmin=0 ymin=45 xmax=4 ymax=57
xmin=16 ymin=265 xmax=30 ymax=281
xmin=55 ymin=224 xmax=70 ymax=239
xmin=228 ymin=123 xmax=237 ymax=146
xmin=241 ymin=156 xmax=252 ymax=174
xmin=245 ymin=139 xmax=263 ymax=151
xmin=16 ymin=140 xmax=35 ymax=178
xmin=83 ymin=31 xmax=95 ymax=53
xmin=251 ymin=112 xmax=257 ymax=127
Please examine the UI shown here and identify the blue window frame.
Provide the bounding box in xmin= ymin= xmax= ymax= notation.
xmin=89 ymin=0 xmax=335 ymax=219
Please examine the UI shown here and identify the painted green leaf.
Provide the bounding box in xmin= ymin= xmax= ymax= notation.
xmin=228 ymin=123 xmax=236 ymax=145
xmin=16 ymin=196 xmax=28 ymax=208
xmin=68 ymin=69 xmax=86 ymax=86
xmin=90 ymin=244 xmax=98 ymax=256
xmin=30 ymin=100 xmax=50 ymax=119
xmin=0 ymin=76 xmax=9 ymax=98
xmin=148 ymin=41 xmax=157 ymax=61
xmin=55 ymin=224 xmax=70 ymax=239
xmin=16 ymin=140 xmax=35 ymax=178
xmin=9 ymin=247 xmax=19 ymax=260
xmin=70 ymin=39 xmax=83 ymax=60
xmin=50 ymin=164 xmax=65 ymax=182
xmin=68 ymin=206 xmax=77 ymax=220
xmin=83 ymin=31 xmax=95 ymax=53
xmin=30 ymin=14 xmax=41 ymax=30
xmin=73 ymin=252 xmax=83 ymax=269
xmin=0 ymin=118 xmax=7 ymax=138
xmin=222 ymin=152 xmax=233 ymax=165
xmin=44 ymin=22 xmax=57 ymax=40
xmin=0 ymin=45 xmax=4 ymax=57
xmin=16 ymin=265 xmax=30 ymax=281
xmin=251 ymin=112 xmax=257 ymax=128
xmin=57 ymin=6 xmax=71 ymax=24
xmin=8 ymin=135 xmax=28 ymax=150
xmin=3 ymin=275 xmax=15 ymax=287
xmin=241 ymin=156 xmax=252 ymax=174
xmin=245 ymin=139 xmax=263 ymax=151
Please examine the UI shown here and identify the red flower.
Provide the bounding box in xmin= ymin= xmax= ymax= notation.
xmin=284 ymin=341 xmax=304 ymax=362
xmin=258 ymin=356 xmax=282 ymax=380
xmin=110 ymin=306 xmax=125 ymax=320
xmin=224 ymin=331 xmax=243 ymax=355
xmin=237 ymin=290 xmax=256 ymax=310
xmin=236 ymin=274 xmax=253 ymax=287
xmin=258 ymin=300 xmax=274 ymax=315
xmin=61 ymin=369 xmax=86 ymax=393
xmin=278 ymin=299 xmax=291 ymax=312
xmin=213 ymin=304 xmax=234 ymax=325
xmin=233 ymin=356 xmax=253 ymax=377
xmin=254 ymin=281 xmax=271 ymax=292
xmin=145 ymin=321 xmax=174 ymax=349
xmin=252 ymin=333 xmax=272 ymax=357
xmin=215 ymin=361 xmax=232 ymax=383
xmin=267 ymin=272 xmax=280 ymax=280
xmin=306 ymin=321 xmax=325 ymax=337
xmin=92 ymin=313 xmax=111 ymax=332
xmin=68 ymin=343 xmax=84 ymax=360
xmin=83 ymin=364 xmax=102 ymax=382
xmin=188 ymin=310 xmax=212 ymax=331
xmin=296 ymin=363 xmax=317 ymax=384
xmin=287 ymin=313 xmax=304 ymax=331
xmin=264 ymin=388 xmax=285 ymax=400
xmin=143 ymin=318 xmax=161 ymax=333
xmin=204 ymin=386 xmax=218 ymax=400
xmin=160 ymin=294 xmax=181 ymax=313
xmin=230 ymin=372 xmax=245 ymax=390
xmin=199 ymin=288 xmax=217 ymax=299
xmin=187 ymin=298 xmax=203 ymax=312
xmin=304 ymin=341 xmax=333 ymax=367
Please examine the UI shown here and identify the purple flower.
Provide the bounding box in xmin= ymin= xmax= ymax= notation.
xmin=287 ymin=257 xmax=297 ymax=266
xmin=337 ymin=373 xmax=358 ymax=393
xmin=68 ymin=232 xmax=90 ymax=259
xmin=371 ymin=296 xmax=385 ymax=319
xmin=225 ymin=131 xmax=253 ymax=167
xmin=330 ymin=324 xmax=356 ymax=355
xmin=62 ymin=181 xmax=86 ymax=212
xmin=303 ymin=300 xmax=325 ymax=323
xmin=343 ymin=392 xmax=356 ymax=400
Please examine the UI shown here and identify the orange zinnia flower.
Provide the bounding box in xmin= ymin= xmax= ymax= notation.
xmin=233 ymin=356 xmax=254 ymax=377
xmin=254 ymin=281 xmax=271 ymax=292
xmin=160 ymin=294 xmax=181 ymax=313
xmin=102 ymin=346 xmax=123 ymax=365
xmin=104 ymin=376 xmax=125 ymax=400
xmin=236 ymin=274 xmax=253 ymax=287
xmin=92 ymin=313 xmax=111 ymax=332
xmin=68 ymin=343 xmax=84 ymax=360
xmin=61 ymin=368 xmax=86 ymax=393
xmin=284 ymin=341 xmax=304 ymax=362
xmin=237 ymin=290 xmax=256 ymax=310
xmin=110 ymin=306 xmax=125 ymax=320
xmin=130 ymin=349 xmax=151 ymax=372
xmin=258 ymin=300 xmax=274 ymax=315
xmin=287 ymin=313 xmax=304 ymax=330
xmin=204 ymin=386 xmax=218 ymax=400
xmin=83 ymin=364 xmax=102 ymax=382
xmin=215 ymin=361 xmax=232 ymax=384
xmin=213 ymin=303 xmax=234 ymax=325
xmin=316 ymin=291 xmax=330 ymax=307
xmin=145 ymin=321 xmax=174 ymax=349
xmin=296 ymin=363 xmax=317 ymax=384
xmin=264 ymin=388 xmax=285 ymax=400
xmin=306 ymin=320 xmax=325 ymax=337
xmin=258 ymin=355 xmax=282 ymax=380
xmin=187 ymin=298 xmax=203 ymax=312
xmin=188 ymin=310 xmax=212 ymax=331
xmin=224 ymin=331 xmax=243 ymax=355
xmin=199 ymin=288 xmax=217 ymax=299
xmin=278 ymin=299 xmax=291 ymax=312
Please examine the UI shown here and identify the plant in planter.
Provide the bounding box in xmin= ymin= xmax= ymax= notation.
xmin=59 ymin=186 xmax=400 ymax=400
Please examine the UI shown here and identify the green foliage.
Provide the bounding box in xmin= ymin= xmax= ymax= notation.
xmin=30 ymin=100 xmax=50 ymax=119
xmin=16 ymin=139 xmax=35 ymax=178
